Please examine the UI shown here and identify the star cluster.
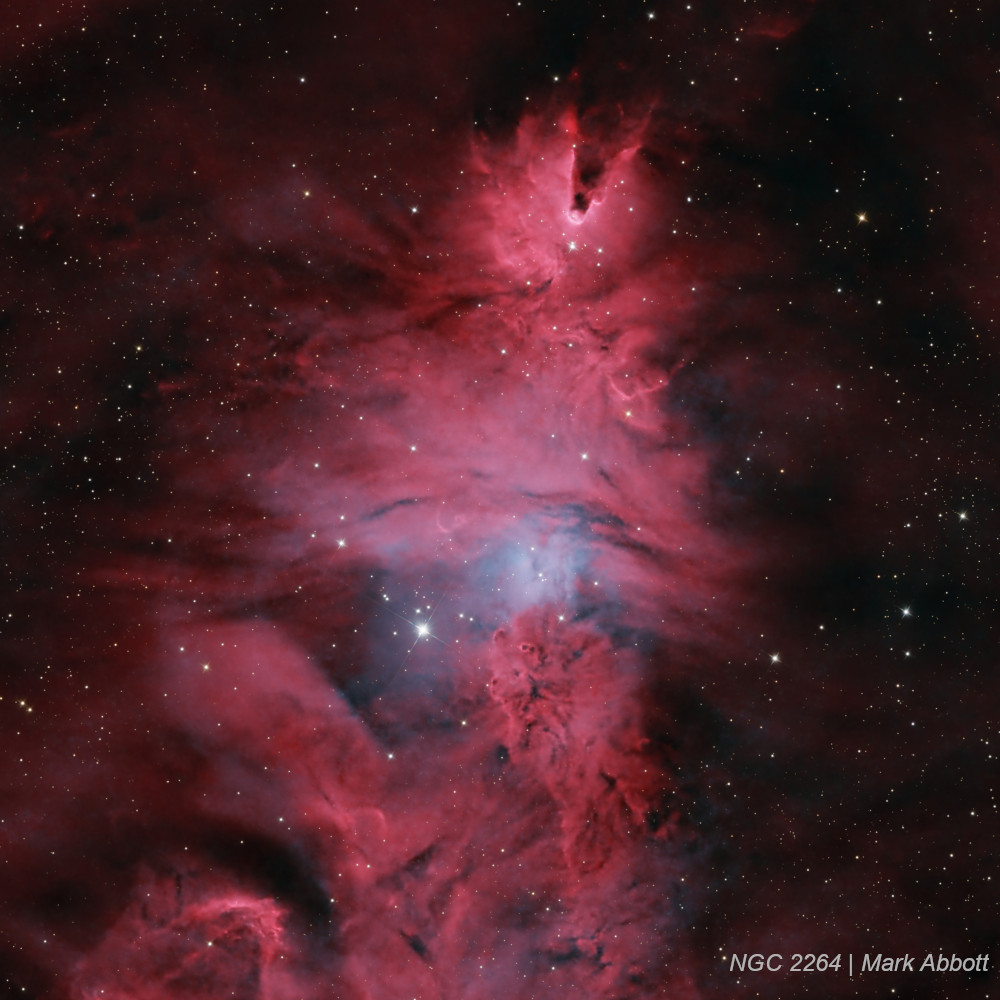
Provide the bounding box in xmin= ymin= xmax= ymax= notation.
xmin=0 ymin=2 xmax=997 ymax=999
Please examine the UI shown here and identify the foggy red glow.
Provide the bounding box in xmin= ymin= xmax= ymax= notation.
xmin=1 ymin=2 xmax=996 ymax=998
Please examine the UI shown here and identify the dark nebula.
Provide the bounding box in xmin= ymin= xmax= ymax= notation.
xmin=1 ymin=1 xmax=997 ymax=998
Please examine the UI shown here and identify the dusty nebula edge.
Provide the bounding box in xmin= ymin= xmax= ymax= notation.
xmin=0 ymin=1 xmax=997 ymax=997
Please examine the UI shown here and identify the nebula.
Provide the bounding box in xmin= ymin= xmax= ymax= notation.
xmin=1 ymin=1 xmax=996 ymax=998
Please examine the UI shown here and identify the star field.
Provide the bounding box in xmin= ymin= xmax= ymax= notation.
xmin=0 ymin=2 xmax=997 ymax=999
